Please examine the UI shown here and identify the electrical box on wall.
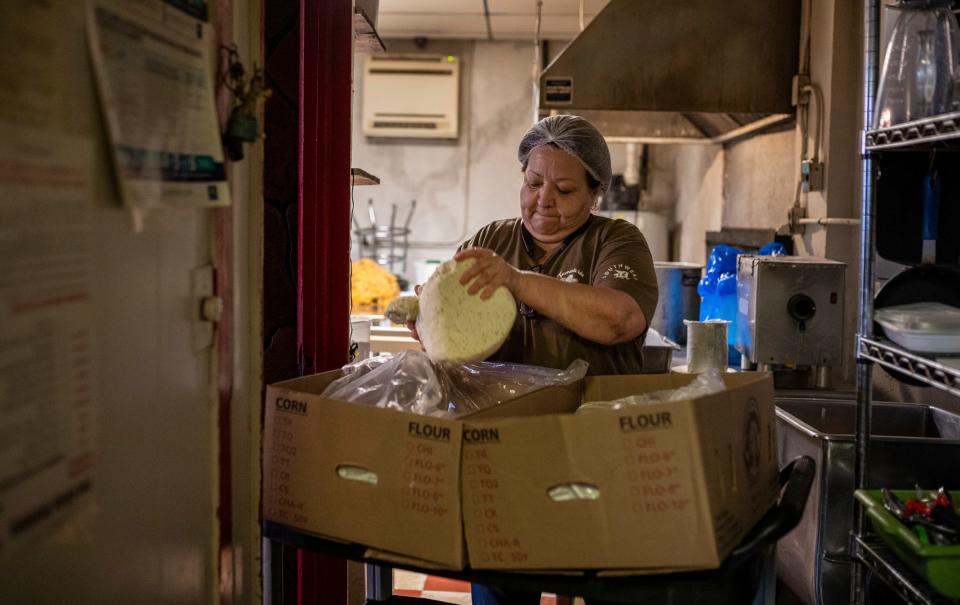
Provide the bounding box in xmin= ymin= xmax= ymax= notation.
xmin=800 ymin=159 xmax=824 ymax=192
xmin=362 ymin=54 xmax=460 ymax=139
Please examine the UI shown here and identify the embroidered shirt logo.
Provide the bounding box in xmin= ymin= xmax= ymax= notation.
xmin=557 ymin=268 xmax=584 ymax=283
xmin=602 ymin=263 xmax=638 ymax=282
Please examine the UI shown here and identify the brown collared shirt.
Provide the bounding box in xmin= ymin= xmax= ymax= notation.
xmin=458 ymin=214 xmax=658 ymax=375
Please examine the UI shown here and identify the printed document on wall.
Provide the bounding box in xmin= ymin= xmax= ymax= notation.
xmin=86 ymin=0 xmax=229 ymax=227
xmin=0 ymin=123 xmax=97 ymax=560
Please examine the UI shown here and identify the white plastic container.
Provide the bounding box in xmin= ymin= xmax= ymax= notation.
xmin=875 ymin=302 xmax=960 ymax=354
xmin=350 ymin=318 xmax=372 ymax=360
xmin=414 ymin=259 xmax=441 ymax=287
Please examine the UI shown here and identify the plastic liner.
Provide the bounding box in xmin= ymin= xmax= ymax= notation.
xmin=322 ymin=350 xmax=589 ymax=418
xmin=576 ymin=368 xmax=726 ymax=414
xmin=644 ymin=327 xmax=679 ymax=349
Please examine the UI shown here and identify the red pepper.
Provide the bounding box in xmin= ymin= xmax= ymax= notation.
xmin=905 ymin=499 xmax=932 ymax=518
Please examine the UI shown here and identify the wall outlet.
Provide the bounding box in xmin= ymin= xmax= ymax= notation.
xmin=801 ymin=160 xmax=824 ymax=192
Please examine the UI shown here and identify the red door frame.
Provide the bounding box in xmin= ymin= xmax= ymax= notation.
xmin=297 ymin=0 xmax=353 ymax=602
xmin=212 ymin=1 xmax=238 ymax=602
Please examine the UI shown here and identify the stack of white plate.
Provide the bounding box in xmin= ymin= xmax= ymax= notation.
xmin=876 ymin=302 xmax=960 ymax=354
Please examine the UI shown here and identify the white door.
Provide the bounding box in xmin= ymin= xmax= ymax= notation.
xmin=0 ymin=1 xmax=224 ymax=602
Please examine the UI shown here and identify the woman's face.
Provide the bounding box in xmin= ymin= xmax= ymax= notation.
xmin=520 ymin=145 xmax=598 ymax=244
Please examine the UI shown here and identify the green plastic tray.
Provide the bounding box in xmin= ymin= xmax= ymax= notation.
xmin=855 ymin=489 xmax=960 ymax=598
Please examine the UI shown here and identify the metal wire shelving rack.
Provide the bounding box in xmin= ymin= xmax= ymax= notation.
xmin=852 ymin=3 xmax=960 ymax=603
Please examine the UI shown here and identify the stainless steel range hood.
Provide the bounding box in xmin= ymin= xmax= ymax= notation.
xmin=539 ymin=0 xmax=801 ymax=144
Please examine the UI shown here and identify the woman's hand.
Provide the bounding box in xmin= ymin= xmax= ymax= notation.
xmin=454 ymin=248 xmax=521 ymax=300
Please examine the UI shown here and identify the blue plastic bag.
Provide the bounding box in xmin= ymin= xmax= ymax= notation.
xmin=758 ymin=242 xmax=787 ymax=257
xmin=700 ymin=243 xmax=787 ymax=364
xmin=698 ymin=244 xmax=740 ymax=321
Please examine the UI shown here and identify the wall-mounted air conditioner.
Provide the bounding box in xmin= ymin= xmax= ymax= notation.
xmin=361 ymin=54 xmax=460 ymax=139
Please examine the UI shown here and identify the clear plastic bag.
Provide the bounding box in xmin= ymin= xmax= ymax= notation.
xmin=321 ymin=351 xmax=445 ymax=415
xmin=577 ymin=368 xmax=726 ymax=414
xmin=322 ymin=350 xmax=588 ymax=418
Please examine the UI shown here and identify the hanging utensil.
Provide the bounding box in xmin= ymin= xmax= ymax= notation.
xmin=403 ymin=199 xmax=417 ymax=230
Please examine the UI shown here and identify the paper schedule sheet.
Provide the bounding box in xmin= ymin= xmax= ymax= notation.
xmin=87 ymin=0 xmax=230 ymax=226
xmin=0 ymin=124 xmax=96 ymax=560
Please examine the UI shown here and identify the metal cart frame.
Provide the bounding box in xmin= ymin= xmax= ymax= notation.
xmin=265 ymin=457 xmax=814 ymax=605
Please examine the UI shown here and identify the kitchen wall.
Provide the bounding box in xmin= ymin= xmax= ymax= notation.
xmin=667 ymin=127 xmax=796 ymax=266
xmin=665 ymin=0 xmax=864 ymax=388
xmin=669 ymin=143 xmax=724 ymax=264
xmin=668 ymin=0 xmax=863 ymax=265
xmin=724 ymin=129 xmax=798 ymax=230
xmin=811 ymin=0 xmax=862 ymax=390
xmin=351 ymin=38 xmax=537 ymax=287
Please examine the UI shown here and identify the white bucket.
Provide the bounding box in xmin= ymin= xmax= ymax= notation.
xmin=350 ymin=318 xmax=372 ymax=360
xmin=684 ymin=320 xmax=729 ymax=373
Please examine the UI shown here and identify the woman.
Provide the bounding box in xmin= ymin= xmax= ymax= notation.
xmin=412 ymin=115 xmax=659 ymax=605
xmin=413 ymin=114 xmax=658 ymax=376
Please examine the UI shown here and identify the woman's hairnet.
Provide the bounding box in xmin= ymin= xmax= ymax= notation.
xmin=517 ymin=115 xmax=612 ymax=193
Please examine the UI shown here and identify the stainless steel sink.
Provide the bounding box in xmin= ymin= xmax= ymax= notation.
xmin=776 ymin=398 xmax=960 ymax=605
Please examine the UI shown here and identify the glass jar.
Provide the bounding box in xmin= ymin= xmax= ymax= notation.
xmin=874 ymin=0 xmax=960 ymax=128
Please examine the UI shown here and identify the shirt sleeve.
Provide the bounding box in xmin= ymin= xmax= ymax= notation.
xmin=591 ymin=220 xmax=659 ymax=325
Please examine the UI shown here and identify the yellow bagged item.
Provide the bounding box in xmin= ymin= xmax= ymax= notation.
xmin=351 ymin=258 xmax=400 ymax=313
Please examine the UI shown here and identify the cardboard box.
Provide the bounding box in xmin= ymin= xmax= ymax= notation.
xmin=461 ymin=373 xmax=778 ymax=571
xmin=263 ymin=371 xmax=582 ymax=569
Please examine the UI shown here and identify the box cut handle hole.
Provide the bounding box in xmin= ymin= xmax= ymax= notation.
xmin=336 ymin=464 xmax=379 ymax=486
xmin=547 ymin=483 xmax=600 ymax=502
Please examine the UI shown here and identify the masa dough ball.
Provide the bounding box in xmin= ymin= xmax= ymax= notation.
xmin=417 ymin=258 xmax=517 ymax=363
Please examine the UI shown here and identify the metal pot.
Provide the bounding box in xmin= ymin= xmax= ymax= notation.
xmin=651 ymin=262 xmax=702 ymax=344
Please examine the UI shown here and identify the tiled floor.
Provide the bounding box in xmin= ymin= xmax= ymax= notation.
xmin=393 ymin=570 xmax=559 ymax=604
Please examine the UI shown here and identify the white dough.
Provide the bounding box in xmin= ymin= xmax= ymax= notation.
xmin=416 ymin=258 xmax=517 ymax=363
xmin=385 ymin=295 xmax=420 ymax=325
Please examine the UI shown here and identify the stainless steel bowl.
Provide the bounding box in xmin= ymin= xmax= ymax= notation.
xmin=652 ymin=262 xmax=702 ymax=345
xmin=640 ymin=345 xmax=674 ymax=373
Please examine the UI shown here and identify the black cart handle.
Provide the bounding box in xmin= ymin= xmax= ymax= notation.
xmin=728 ymin=455 xmax=816 ymax=561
